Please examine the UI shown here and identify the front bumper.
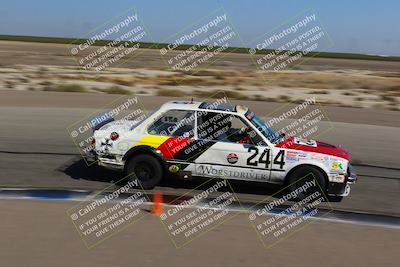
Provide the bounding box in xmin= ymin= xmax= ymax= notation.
xmin=347 ymin=164 xmax=358 ymax=184
xmin=328 ymin=164 xmax=357 ymax=197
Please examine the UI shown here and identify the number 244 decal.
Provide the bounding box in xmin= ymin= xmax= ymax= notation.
xmin=246 ymin=147 xmax=285 ymax=169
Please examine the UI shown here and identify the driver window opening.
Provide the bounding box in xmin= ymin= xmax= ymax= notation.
xmin=196 ymin=111 xmax=266 ymax=146
xmin=147 ymin=110 xmax=195 ymax=138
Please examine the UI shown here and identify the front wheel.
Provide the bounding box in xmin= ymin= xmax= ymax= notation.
xmin=286 ymin=166 xmax=327 ymax=201
xmin=327 ymin=195 xmax=343 ymax=202
xmin=125 ymin=154 xmax=163 ymax=190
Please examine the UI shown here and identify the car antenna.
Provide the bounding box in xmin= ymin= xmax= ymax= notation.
xmin=190 ymin=97 xmax=194 ymax=103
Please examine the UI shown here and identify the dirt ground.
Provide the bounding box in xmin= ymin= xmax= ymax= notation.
xmin=1 ymin=40 xmax=399 ymax=110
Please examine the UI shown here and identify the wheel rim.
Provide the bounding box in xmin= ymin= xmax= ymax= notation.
xmin=134 ymin=162 xmax=154 ymax=182
xmin=293 ymin=176 xmax=321 ymax=200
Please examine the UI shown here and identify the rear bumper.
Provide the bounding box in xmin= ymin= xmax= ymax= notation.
xmin=85 ymin=150 xmax=125 ymax=170
xmin=328 ymin=164 xmax=357 ymax=197
xmin=84 ymin=150 xmax=97 ymax=163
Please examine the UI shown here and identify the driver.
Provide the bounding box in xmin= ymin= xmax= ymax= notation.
xmin=227 ymin=126 xmax=252 ymax=144
xmin=199 ymin=113 xmax=253 ymax=144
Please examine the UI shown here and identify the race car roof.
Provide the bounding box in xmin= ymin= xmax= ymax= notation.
xmin=162 ymin=101 xmax=203 ymax=110
xmin=199 ymin=101 xmax=249 ymax=114
xmin=162 ymin=100 xmax=249 ymax=114
xmin=198 ymin=101 xmax=235 ymax=111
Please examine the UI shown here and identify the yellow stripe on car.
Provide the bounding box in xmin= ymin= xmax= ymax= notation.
xmin=133 ymin=135 xmax=169 ymax=148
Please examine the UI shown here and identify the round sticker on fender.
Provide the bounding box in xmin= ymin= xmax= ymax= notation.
xmin=227 ymin=153 xmax=238 ymax=164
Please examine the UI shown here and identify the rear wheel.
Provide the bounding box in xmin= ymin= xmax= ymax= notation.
xmin=125 ymin=154 xmax=163 ymax=190
xmin=287 ymin=166 xmax=327 ymax=201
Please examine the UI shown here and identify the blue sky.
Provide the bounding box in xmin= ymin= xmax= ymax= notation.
xmin=0 ymin=0 xmax=399 ymax=56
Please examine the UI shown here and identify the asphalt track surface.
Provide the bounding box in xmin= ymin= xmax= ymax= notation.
xmin=0 ymin=90 xmax=399 ymax=217
xmin=1 ymin=199 xmax=399 ymax=267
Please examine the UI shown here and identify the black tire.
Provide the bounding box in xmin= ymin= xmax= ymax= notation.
xmin=125 ymin=154 xmax=163 ymax=190
xmin=286 ymin=165 xmax=327 ymax=201
xmin=327 ymin=195 xmax=343 ymax=202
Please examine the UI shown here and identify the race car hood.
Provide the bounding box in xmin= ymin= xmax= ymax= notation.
xmin=276 ymin=136 xmax=351 ymax=161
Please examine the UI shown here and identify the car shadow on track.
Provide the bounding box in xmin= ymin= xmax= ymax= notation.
xmin=61 ymin=158 xmax=283 ymax=199
xmin=60 ymin=157 xmax=121 ymax=183
xmin=160 ymin=175 xmax=282 ymax=198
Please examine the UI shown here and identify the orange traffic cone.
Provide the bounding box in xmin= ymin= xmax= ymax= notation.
xmin=151 ymin=192 xmax=164 ymax=216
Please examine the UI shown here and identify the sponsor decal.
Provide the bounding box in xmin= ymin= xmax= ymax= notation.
xmin=331 ymin=162 xmax=343 ymax=170
xmin=100 ymin=138 xmax=113 ymax=152
xmin=297 ymin=152 xmax=308 ymax=158
xmin=286 ymin=156 xmax=299 ymax=162
xmin=285 ymin=150 xmax=304 ymax=162
xmin=168 ymin=164 xmax=180 ymax=173
xmin=197 ymin=165 xmax=269 ymax=181
xmin=227 ymin=153 xmax=238 ymax=164
xmin=311 ymin=154 xmax=328 ymax=162
xmin=293 ymin=137 xmax=317 ymax=147
xmin=286 ymin=151 xmax=298 ymax=157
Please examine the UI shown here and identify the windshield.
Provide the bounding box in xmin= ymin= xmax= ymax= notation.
xmin=247 ymin=111 xmax=283 ymax=144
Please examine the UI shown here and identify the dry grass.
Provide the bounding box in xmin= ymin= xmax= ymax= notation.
xmin=380 ymin=95 xmax=397 ymax=102
xmin=3 ymin=64 xmax=400 ymax=111
xmin=307 ymin=90 xmax=330 ymax=94
xmin=342 ymin=91 xmax=357 ymax=96
xmin=96 ymin=86 xmax=132 ymax=95
xmin=157 ymin=88 xmax=186 ymax=97
xmin=112 ymin=78 xmax=135 ymax=86
xmin=43 ymin=84 xmax=87 ymax=92
xmin=226 ymin=90 xmax=251 ymax=100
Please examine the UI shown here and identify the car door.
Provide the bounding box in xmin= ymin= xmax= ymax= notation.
xmin=193 ymin=111 xmax=272 ymax=182
xmin=268 ymin=146 xmax=287 ymax=183
xmin=144 ymin=109 xmax=198 ymax=171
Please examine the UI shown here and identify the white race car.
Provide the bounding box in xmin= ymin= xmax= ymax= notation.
xmin=89 ymin=100 xmax=357 ymax=201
